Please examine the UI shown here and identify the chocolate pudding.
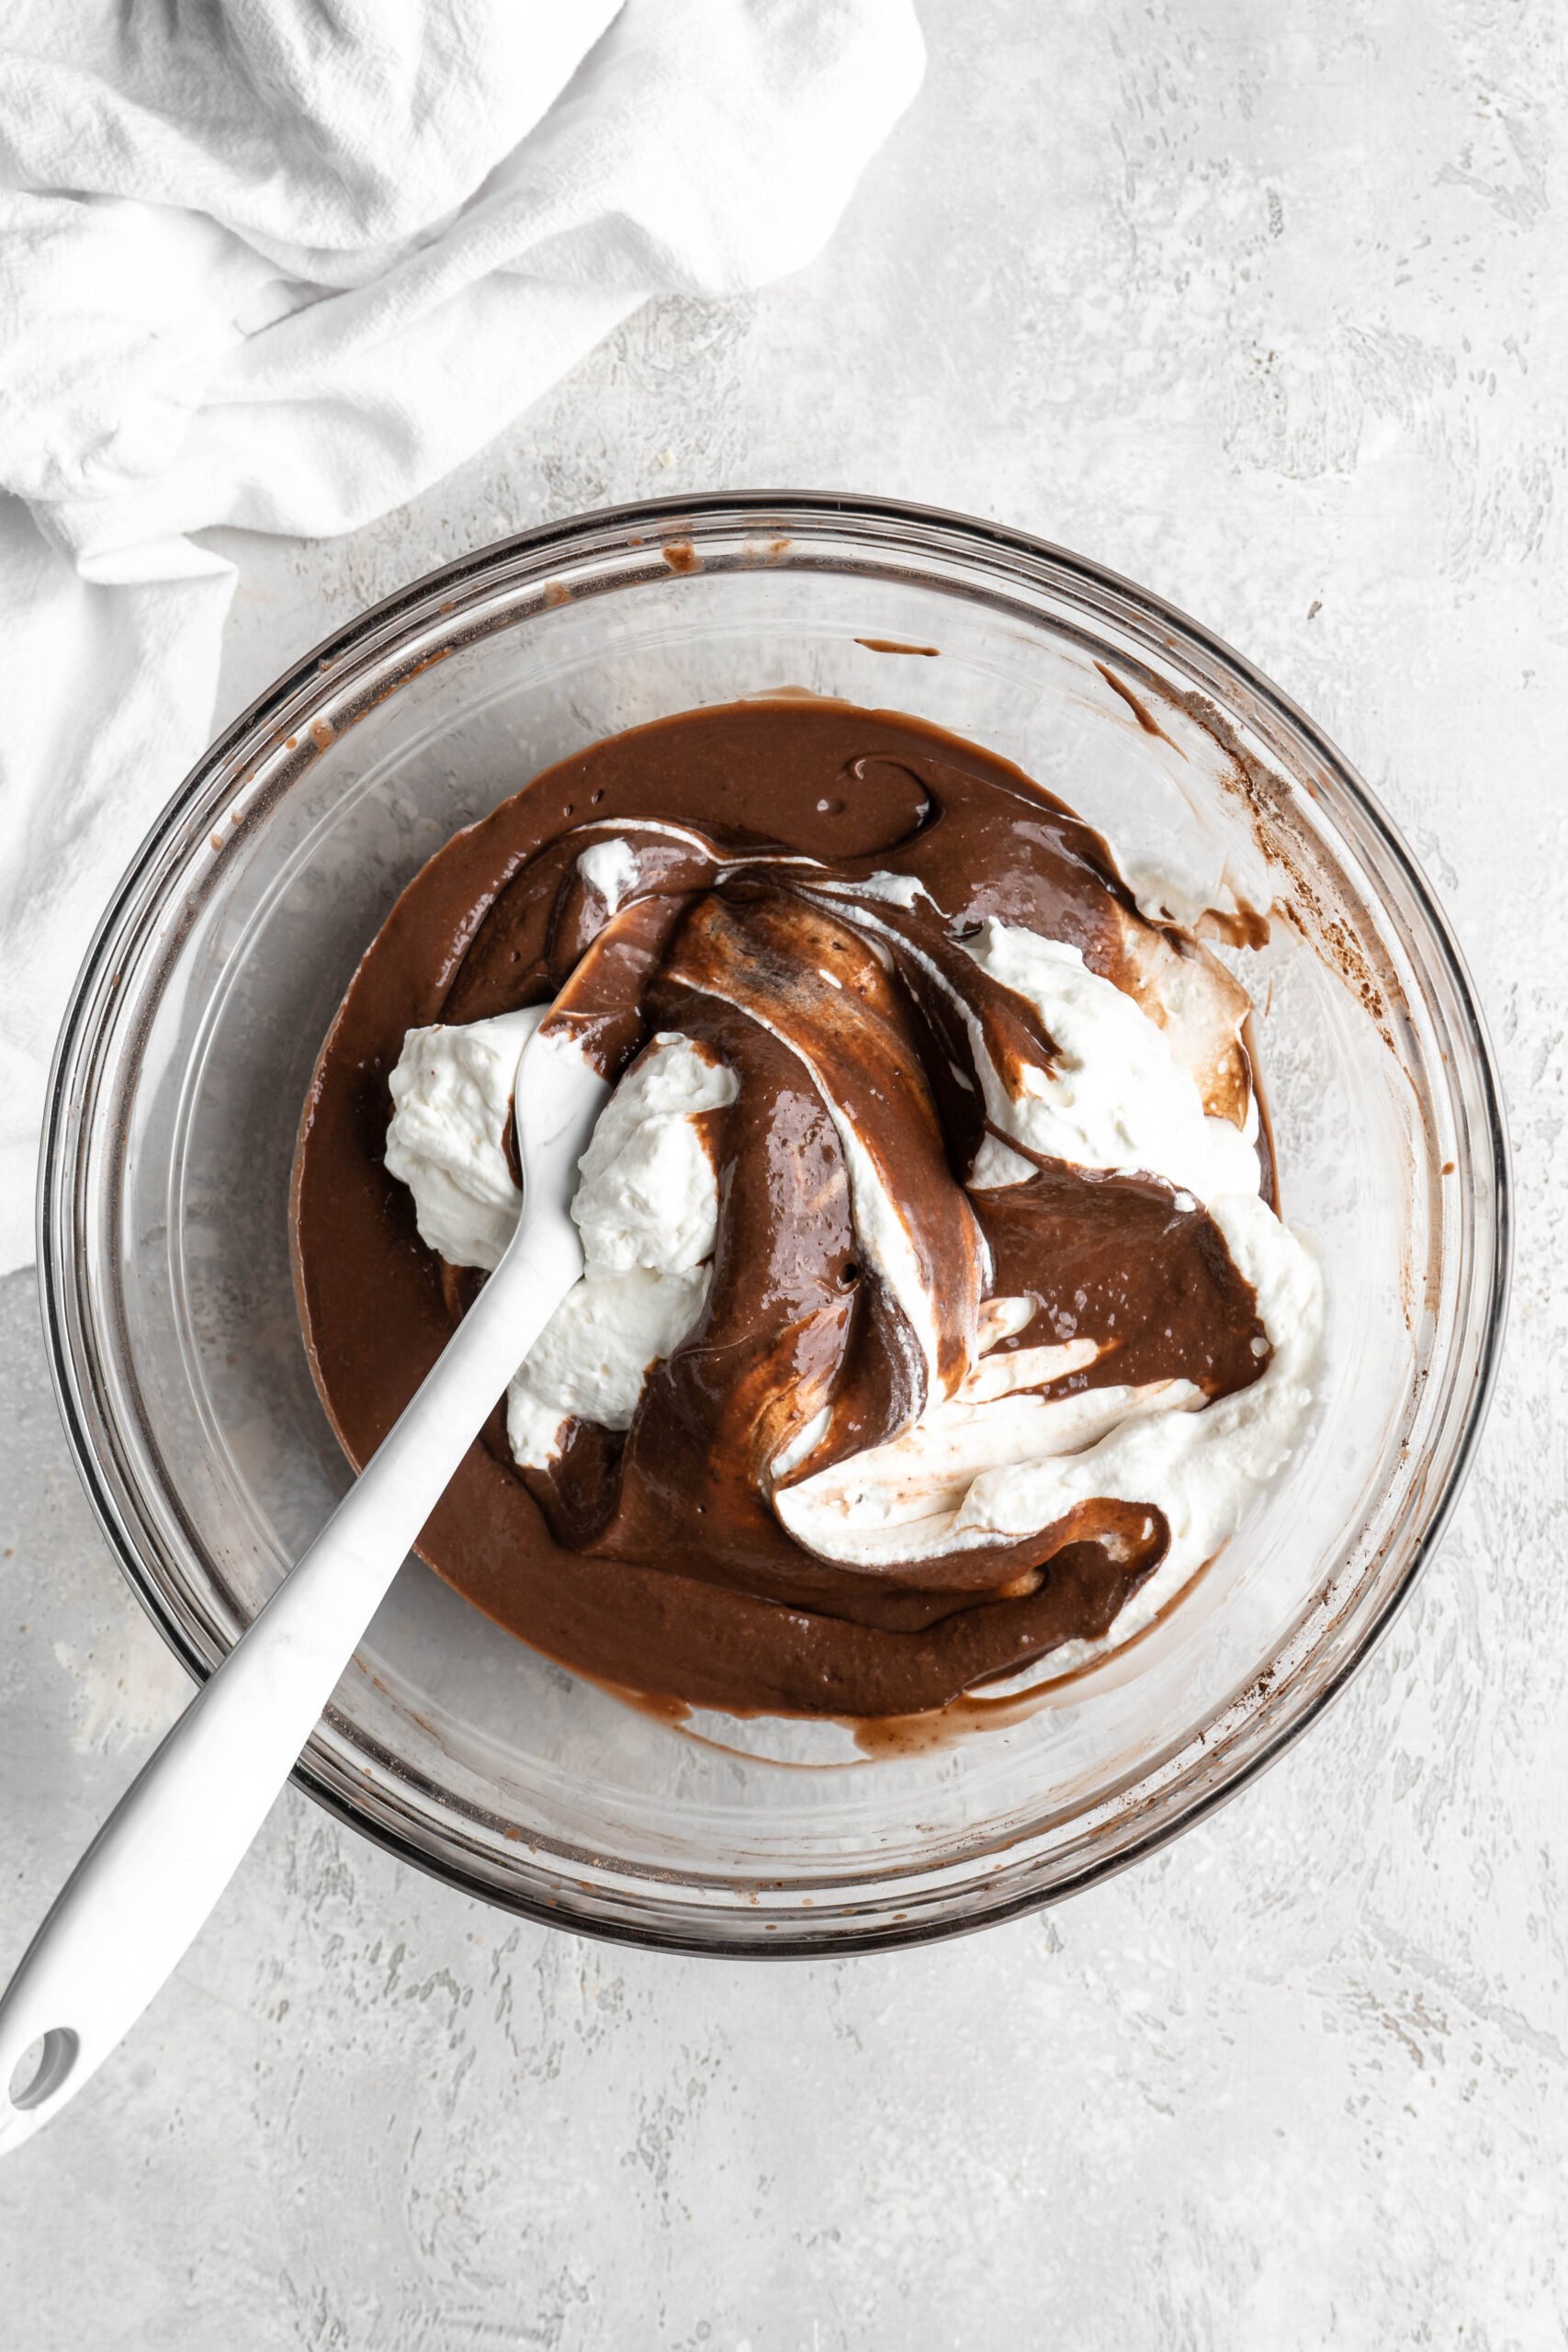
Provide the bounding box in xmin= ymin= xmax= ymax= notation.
xmin=292 ymin=697 xmax=1321 ymax=1720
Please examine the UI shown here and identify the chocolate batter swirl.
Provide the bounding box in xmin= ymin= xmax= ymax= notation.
xmin=294 ymin=699 xmax=1271 ymax=1718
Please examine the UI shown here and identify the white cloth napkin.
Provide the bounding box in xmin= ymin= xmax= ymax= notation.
xmin=0 ymin=0 xmax=923 ymax=1272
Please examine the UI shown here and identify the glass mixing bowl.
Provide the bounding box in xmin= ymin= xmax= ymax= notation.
xmin=39 ymin=493 xmax=1508 ymax=1954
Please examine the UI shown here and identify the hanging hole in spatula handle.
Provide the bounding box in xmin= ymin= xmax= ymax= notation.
xmin=8 ymin=2027 xmax=80 ymax=2111
xmin=1 ymin=2019 xmax=84 ymax=2154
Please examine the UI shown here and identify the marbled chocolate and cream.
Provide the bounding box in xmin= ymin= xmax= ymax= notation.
xmin=293 ymin=699 xmax=1321 ymax=1720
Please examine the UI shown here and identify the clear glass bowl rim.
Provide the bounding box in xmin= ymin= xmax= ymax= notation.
xmin=38 ymin=489 xmax=1512 ymax=1956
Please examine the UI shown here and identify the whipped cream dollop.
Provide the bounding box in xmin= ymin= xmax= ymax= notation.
xmin=385 ymin=1005 xmax=545 ymax=1271
xmin=507 ymin=1033 xmax=736 ymax=1464
xmin=958 ymin=920 xmax=1262 ymax=1201
xmin=388 ymin=1023 xmax=738 ymax=1467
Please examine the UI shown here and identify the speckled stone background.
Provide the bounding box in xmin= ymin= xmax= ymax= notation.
xmin=3 ymin=2 xmax=1564 ymax=2342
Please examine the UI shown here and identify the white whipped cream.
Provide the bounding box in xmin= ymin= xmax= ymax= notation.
xmin=506 ymin=1263 xmax=712 ymax=1464
xmin=506 ymin=1032 xmax=737 ymax=1466
xmin=384 ymin=1018 xmax=735 ymax=1470
xmin=576 ymin=838 xmax=640 ymax=916
xmin=384 ymin=1005 xmax=544 ymax=1272
xmin=570 ymin=1026 xmax=736 ymax=1275
xmin=959 ymin=919 xmax=1259 ymax=1198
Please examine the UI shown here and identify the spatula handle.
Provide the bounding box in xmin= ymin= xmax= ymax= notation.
xmin=0 ymin=1203 xmax=581 ymax=2156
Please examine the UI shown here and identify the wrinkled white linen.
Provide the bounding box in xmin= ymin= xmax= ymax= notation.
xmin=0 ymin=0 xmax=924 ymax=1266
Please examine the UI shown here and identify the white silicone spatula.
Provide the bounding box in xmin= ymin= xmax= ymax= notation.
xmin=0 ymin=1016 xmax=607 ymax=2155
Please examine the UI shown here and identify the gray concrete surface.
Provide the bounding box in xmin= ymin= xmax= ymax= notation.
xmin=4 ymin=1 xmax=1566 ymax=2343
